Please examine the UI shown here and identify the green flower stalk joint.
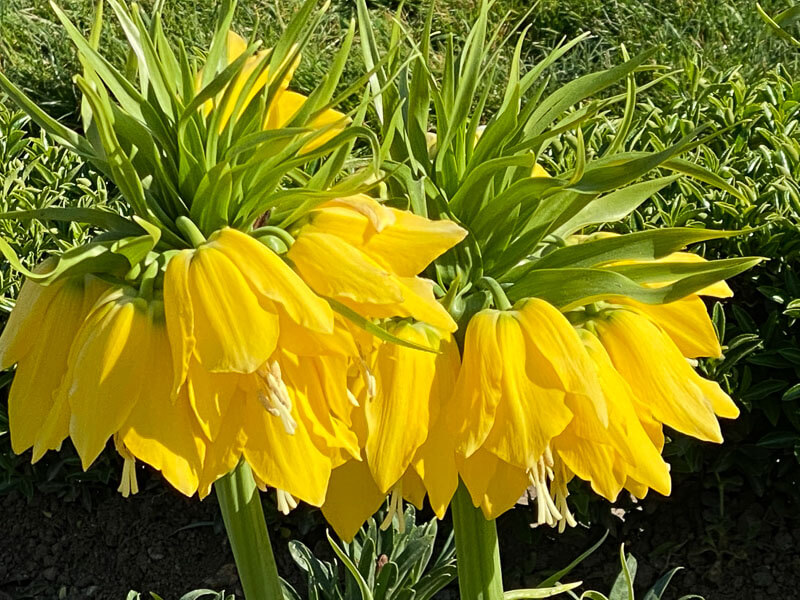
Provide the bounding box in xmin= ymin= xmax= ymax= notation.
xmin=0 ymin=0 xmax=758 ymax=598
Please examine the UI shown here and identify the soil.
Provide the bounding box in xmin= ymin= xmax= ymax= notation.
xmin=1 ymin=468 xmax=798 ymax=600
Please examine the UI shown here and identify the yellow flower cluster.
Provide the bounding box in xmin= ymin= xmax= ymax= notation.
xmin=0 ymin=21 xmax=745 ymax=547
xmin=0 ymin=195 xmax=466 ymax=512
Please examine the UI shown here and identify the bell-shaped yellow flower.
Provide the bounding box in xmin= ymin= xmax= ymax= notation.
xmin=591 ymin=307 xmax=739 ymax=443
xmin=287 ymin=195 xmax=467 ymax=332
xmin=164 ymin=226 xmax=334 ymax=391
xmin=452 ymin=298 xmax=604 ymax=470
xmin=320 ymin=322 xmax=461 ymax=540
xmin=0 ymin=270 xmax=110 ymax=459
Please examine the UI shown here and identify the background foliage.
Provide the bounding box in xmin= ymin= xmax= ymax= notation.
xmin=0 ymin=0 xmax=799 ymax=580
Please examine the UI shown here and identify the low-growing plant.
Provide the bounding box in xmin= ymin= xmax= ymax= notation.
xmin=284 ymin=505 xmax=457 ymax=600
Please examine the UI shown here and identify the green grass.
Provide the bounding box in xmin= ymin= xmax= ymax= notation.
xmin=1 ymin=0 xmax=799 ymax=122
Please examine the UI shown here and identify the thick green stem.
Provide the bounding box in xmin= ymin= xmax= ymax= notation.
xmin=451 ymin=481 xmax=504 ymax=600
xmin=215 ymin=462 xmax=283 ymax=600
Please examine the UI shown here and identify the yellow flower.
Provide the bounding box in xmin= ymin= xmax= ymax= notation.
xmin=447 ymin=296 xmax=678 ymax=530
xmin=164 ymin=226 xmax=334 ymax=391
xmin=321 ymin=322 xmax=461 ymax=540
xmin=590 ymin=307 xmax=739 ymax=443
xmin=287 ymin=195 xmax=467 ymax=332
xmin=193 ymin=348 xmax=359 ymax=505
xmin=450 ymin=299 xmax=603 ymax=526
xmin=0 ymin=270 xmax=110 ymax=459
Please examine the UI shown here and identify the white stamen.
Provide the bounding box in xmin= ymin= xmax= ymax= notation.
xmin=276 ymin=490 xmax=298 ymax=515
xmin=528 ymin=449 xmax=576 ymax=531
xmin=347 ymin=389 xmax=360 ymax=407
xmin=257 ymin=361 xmax=297 ymax=434
xmin=115 ymin=442 xmax=139 ymax=498
xmin=380 ymin=482 xmax=405 ymax=533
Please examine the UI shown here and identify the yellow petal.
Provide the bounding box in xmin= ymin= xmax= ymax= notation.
xmin=515 ymin=298 xmax=606 ymax=425
xmin=66 ymin=291 xmax=151 ymax=469
xmin=482 ymin=312 xmax=573 ymax=470
xmin=264 ymin=90 xmax=350 ymax=152
xmin=197 ymin=392 xmax=247 ymax=499
xmin=275 ymin=351 xmax=360 ymax=459
xmin=402 ymin=468 xmax=427 ymax=509
xmin=186 ymin=361 xmax=240 ymax=441
xmin=307 ymin=198 xmax=466 ymax=277
xmin=211 ymin=228 xmax=333 ymax=333
xmin=452 ymin=310 xmax=504 ymax=457
xmin=164 ymin=250 xmax=196 ymax=395
xmin=579 ymin=330 xmax=671 ymax=496
xmin=321 ymin=459 xmax=385 ymax=542
xmin=615 ymin=296 xmax=722 ymax=359
xmin=594 ymin=309 xmax=724 ymax=442
xmin=120 ymin=316 xmax=205 ymax=497
xmin=460 ymin=449 xmax=529 ymax=520
xmin=553 ymin=430 xmax=622 ymax=501
xmin=188 ymin=244 xmax=279 ymax=373
xmin=695 ymin=377 xmax=740 ymax=419
xmin=278 ymin=314 xmax=359 ymax=358
xmin=226 ymin=31 xmax=248 ymax=62
xmin=242 ymin=392 xmax=332 ymax=506
xmin=532 ymin=163 xmax=550 ymax=178
xmin=412 ymin=415 xmax=459 ymax=519
xmin=31 ymin=391 xmax=70 ymax=463
xmin=288 ymin=231 xmax=404 ymax=304
xmin=6 ymin=278 xmax=85 ymax=454
xmin=0 ymin=266 xmax=58 ymax=369
xmin=365 ymin=322 xmax=437 ymax=493
xmin=322 ymin=195 xmax=396 ymax=232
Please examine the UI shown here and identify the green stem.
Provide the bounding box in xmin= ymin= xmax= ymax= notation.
xmin=175 ymin=215 xmax=207 ymax=247
xmin=215 ymin=462 xmax=284 ymax=600
xmin=479 ymin=276 xmax=512 ymax=311
xmin=451 ymin=481 xmax=504 ymax=600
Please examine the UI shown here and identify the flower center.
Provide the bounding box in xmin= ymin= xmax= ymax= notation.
xmin=257 ymin=361 xmax=297 ymax=435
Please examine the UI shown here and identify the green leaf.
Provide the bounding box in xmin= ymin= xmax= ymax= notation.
xmin=608 ymin=546 xmax=636 ymax=600
xmin=525 ymin=50 xmax=655 ymax=139
xmin=529 ymin=228 xmax=744 ymax=271
xmin=508 ymin=258 xmax=761 ymax=310
xmin=328 ymin=531 xmax=374 ymax=600
xmin=538 ymin=531 xmax=608 ymax=588
xmin=643 ymin=567 xmax=683 ymax=600
xmin=553 ymin=176 xmax=681 ymax=237
xmin=327 ymin=299 xmax=437 ymax=353
xmin=0 ymin=239 xmax=128 ymax=285
xmin=0 ymin=70 xmax=96 ymax=160
xmin=0 ymin=208 xmax=143 ymax=236
xmin=503 ymin=582 xmax=583 ymax=599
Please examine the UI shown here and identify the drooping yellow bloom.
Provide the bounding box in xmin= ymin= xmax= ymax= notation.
xmin=321 ymin=322 xmax=461 ymax=540
xmin=449 ymin=299 xmax=601 ymax=525
xmin=164 ymin=226 xmax=334 ymax=390
xmin=449 ymin=292 xmax=731 ymax=529
xmin=287 ymin=195 xmax=467 ymax=332
xmin=590 ymin=307 xmax=739 ymax=443
xmin=0 ymin=270 xmax=110 ymax=459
